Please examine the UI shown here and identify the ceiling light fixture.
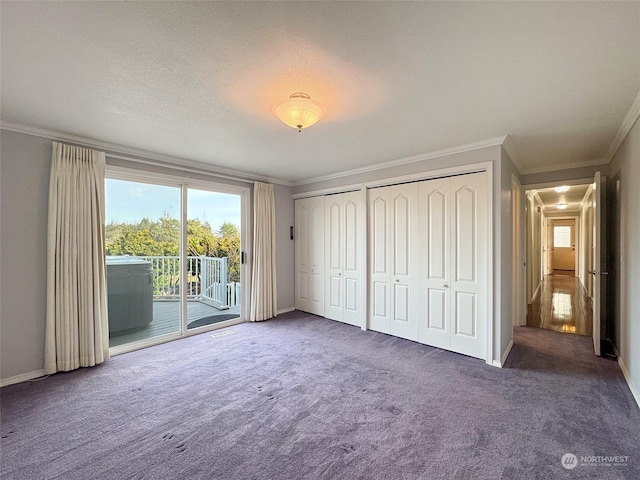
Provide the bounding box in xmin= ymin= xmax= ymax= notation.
xmin=554 ymin=185 xmax=570 ymax=193
xmin=556 ymin=203 xmax=568 ymax=210
xmin=273 ymin=92 xmax=326 ymax=132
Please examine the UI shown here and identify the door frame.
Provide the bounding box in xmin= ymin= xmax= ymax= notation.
xmin=579 ymin=184 xmax=595 ymax=293
xmin=512 ymin=175 xmax=526 ymax=327
xmin=524 ymin=190 xmax=544 ymax=305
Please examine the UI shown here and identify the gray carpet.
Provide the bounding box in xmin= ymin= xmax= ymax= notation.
xmin=1 ymin=311 xmax=638 ymax=479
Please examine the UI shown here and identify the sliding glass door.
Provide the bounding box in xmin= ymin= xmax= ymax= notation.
xmin=105 ymin=179 xmax=182 ymax=348
xmin=186 ymin=188 xmax=242 ymax=331
xmin=105 ymin=172 xmax=246 ymax=352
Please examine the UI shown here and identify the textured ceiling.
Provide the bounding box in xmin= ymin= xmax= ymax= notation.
xmin=1 ymin=1 xmax=639 ymax=183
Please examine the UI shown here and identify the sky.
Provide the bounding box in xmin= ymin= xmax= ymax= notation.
xmin=105 ymin=179 xmax=241 ymax=230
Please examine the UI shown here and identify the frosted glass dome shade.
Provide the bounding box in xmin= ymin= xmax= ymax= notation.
xmin=272 ymin=92 xmax=326 ymax=132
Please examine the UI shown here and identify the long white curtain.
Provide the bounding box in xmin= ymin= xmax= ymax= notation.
xmin=44 ymin=142 xmax=109 ymax=374
xmin=250 ymin=181 xmax=277 ymax=321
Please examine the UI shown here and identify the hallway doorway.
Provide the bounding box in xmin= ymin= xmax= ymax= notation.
xmin=525 ymin=178 xmax=607 ymax=350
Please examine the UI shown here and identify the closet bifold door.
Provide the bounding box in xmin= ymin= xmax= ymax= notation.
xmin=368 ymin=183 xmax=419 ymax=340
xmin=449 ymin=172 xmax=487 ymax=359
xmin=369 ymin=188 xmax=390 ymax=334
xmin=325 ymin=194 xmax=344 ymax=322
xmin=294 ymin=196 xmax=325 ymax=316
xmin=417 ymin=172 xmax=487 ymax=359
xmin=325 ymin=191 xmax=362 ymax=326
xmin=418 ymin=177 xmax=451 ymax=350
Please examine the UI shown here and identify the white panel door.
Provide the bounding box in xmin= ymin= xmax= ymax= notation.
xmin=418 ymin=178 xmax=451 ymax=349
xmin=367 ymin=171 xmax=488 ymax=359
xmin=295 ymin=199 xmax=311 ymax=311
xmin=325 ymin=191 xmax=362 ymax=326
xmin=388 ymin=183 xmax=419 ymax=341
xmin=295 ymin=196 xmax=325 ymax=315
xmin=325 ymin=194 xmax=344 ymax=321
xmin=342 ymin=191 xmax=362 ymax=326
xmin=368 ymin=188 xmax=391 ymax=334
xmin=449 ymin=172 xmax=487 ymax=359
xmin=368 ymin=184 xmax=419 ymax=341
xmin=592 ymin=171 xmax=606 ymax=356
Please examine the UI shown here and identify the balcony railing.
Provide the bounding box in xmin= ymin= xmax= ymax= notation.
xmin=138 ymin=255 xmax=239 ymax=310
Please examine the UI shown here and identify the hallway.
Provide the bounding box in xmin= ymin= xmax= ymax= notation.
xmin=526 ymin=274 xmax=593 ymax=336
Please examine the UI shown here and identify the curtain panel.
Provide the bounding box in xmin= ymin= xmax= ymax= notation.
xmin=44 ymin=142 xmax=109 ymax=374
xmin=250 ymin=181 xmax=277 ymax=321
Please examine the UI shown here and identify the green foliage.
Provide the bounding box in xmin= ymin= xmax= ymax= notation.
xmin=106 ymin=217 xmax=240 ymax=283
xmin=217 ymin=222 xmax=241 ymax=283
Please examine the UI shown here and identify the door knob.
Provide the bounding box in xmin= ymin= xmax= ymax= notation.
xmin=395 ymin=279 xmax=399 ymax=282
xmin=442 ymin=284 xmax=449 ymax=288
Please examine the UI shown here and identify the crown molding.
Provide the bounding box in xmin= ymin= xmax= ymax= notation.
xmin=0 ymin=122 xmax=293 ymax=186
xmin=605 ymin=88 xmax=640 ymax=163
xmin=519 ymin=157 xmax=608 ymax=176
xmin=293 ymin=135 xmax=507 ymax=187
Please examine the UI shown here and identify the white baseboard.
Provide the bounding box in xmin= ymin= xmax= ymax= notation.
xmin=491 ymin=339 xmax=514 ymax=368
xmin=1 ymin=369 xmax=47 ymax=387
xmin=277 ymin=307 xmax=295 ymax=315
xmin=618 ymin=357 xmax=640 ymax=409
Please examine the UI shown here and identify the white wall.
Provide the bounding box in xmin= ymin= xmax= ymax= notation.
xmin=607 ymin=116 xmax=640 ymax=407
xmin=0 ymin=129 xmax=295 ymax=382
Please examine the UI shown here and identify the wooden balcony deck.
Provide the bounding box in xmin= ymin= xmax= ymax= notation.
xmin=109 ymin=300 xmax=240 ymax=348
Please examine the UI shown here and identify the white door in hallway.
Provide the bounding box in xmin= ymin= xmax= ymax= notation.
xmin=591 ymin=171 xmax=606 ymax=356
xmin=295 ymin=196 xmax=325 ymax=316
xmin=324 ymin=191 xmax=363 ymax=326
xmin=368 ymin=183 xmax=419 ymax=340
